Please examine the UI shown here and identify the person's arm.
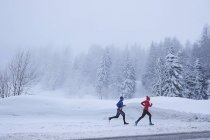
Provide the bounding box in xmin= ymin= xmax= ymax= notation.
xmin=118 ymin=101 xmax=123 ymax=109
xmin=122 ymin=102 xmax=126 ymax=107
xmin=116 ymin=101 xmax=120 ymax=107
xmin=141 ymin=101 xmax=145 ymax=106
xmin=150 ymin=103 xmax=153 ymax=107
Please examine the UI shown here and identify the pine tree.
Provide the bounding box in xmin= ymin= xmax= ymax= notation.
xmin=143 ymin=42 xmax=160 ymax=93
xmin=121 ymin=54 xmax=136 ymax=99
xmin=162 ymin=48 xmax=184 ymax=97
xmin=96 ymin=48 xmax=112 ymax=99
xmin=184 ymin=66 xmax=196 ymax=99
xmin=207 ymin=81 xmax=210 ymax=98
xmin=143 ymin=39 xmax=182 ymax=95
xmin=152 ymin=58 xmax=166 ymax=96
xmin=180 ymin=42 xmax=195 ymax=98
xmin=193 ymin=59 xmax=208 ymax=100
xmin=193 ymin=25 xmax=210 ymax=78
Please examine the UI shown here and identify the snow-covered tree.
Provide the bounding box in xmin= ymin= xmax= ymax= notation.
xmin=193 ymin=25 xmax=210 ymax=78
xmin=143 ymin=42 xmax=160 ymax=94
xmin=162 ymin=38 xmax=182 ymax=57
xmin=192 ymin=59 xmax=208 ymax=100
xmin=0 ymin=71 xmax=10 ymax=98
xmin=143 ymin=38 xmax=182 ymax=95
xmin=207 ymin=80 xmax=210 ymax=98
xmin=129 ymin=44 xmax=147 ymax=79
xmin=162 ymin=49 xmax=184 ymax=97
xmin=9 ymin=51 xmax=37 ymax=96
xmin=108 ymin=47 xmax=124 ymax=98
xmin=184 ymin=66 xmax=196 ymax=99
xmin=152 ymin=58 xmax=166 ymax=96
xmin=82 ymin=45 xmax=103 ymax=84
xmin=121 ymin=53 xmax=136 ymax=99
xmin=179 ymin=42 xmax=195 ymax=98
xmin=96 ymin=48 xmax=112 ymax=99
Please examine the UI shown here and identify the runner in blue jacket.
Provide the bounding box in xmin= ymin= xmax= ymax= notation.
xmin=108 ymin=96 xmax=129 ymax=125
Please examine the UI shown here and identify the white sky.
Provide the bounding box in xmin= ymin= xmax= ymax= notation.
xmin=0 ymin=0 xmax=210 ymax=57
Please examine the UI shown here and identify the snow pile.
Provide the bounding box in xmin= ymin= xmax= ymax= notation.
xmin=0 ymin=94 xmax=210 ymax=139
xmin=151 ymin=97 xmax=210 ymax=114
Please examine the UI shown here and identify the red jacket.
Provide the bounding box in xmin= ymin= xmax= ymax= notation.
xmin=141 ymin=96 xmax=152 ymax=111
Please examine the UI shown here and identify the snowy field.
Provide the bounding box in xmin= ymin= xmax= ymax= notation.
xmin=0 ymin=93 xmax=210 ymax=140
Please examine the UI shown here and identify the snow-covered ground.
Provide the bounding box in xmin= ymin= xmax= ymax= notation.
xmin=0 ymin=93 xmax=210 ymax=140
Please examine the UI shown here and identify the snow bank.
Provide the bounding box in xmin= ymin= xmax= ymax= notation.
xmin=0 ymin=94 xmax=210 ymax=139
xmin=151 ymin=96 xmax=210 ymax=115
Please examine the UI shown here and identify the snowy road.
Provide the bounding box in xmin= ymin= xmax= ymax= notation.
xmin=0 ymin=131 xmax=210 ymax=140
xmin=81 ymin=131 xmax=210 ymax=140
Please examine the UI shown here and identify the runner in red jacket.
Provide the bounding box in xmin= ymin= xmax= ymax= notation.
xmin=135 ymin=96 xmax=154 ymax=126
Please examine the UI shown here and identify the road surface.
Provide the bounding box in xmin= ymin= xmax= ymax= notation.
xmin=82 ymin=131 xmax=210 ymax=140
xmin=1 ymin=131 xmax=210 ymax=140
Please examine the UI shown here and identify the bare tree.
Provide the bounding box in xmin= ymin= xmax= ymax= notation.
xmin=9 ymin=51 xmax=37 ymax=96
xmin=0 ymin=71 xmax=10 ymax=98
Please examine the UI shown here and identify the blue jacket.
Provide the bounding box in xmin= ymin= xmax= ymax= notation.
xmin=116 ymin=99 xmax=124 ymax=109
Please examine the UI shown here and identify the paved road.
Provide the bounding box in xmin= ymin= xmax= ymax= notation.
xmin=1 ymin=131 xmax=210 ymax=140
xmin=82 ymin=131 xmax=210 ymax=140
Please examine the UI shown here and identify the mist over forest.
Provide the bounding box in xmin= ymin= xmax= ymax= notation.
xmin=0 ymin=0 xmax=210 ymax=100
xmin=0 ymin=25 xmax=210 ymax=100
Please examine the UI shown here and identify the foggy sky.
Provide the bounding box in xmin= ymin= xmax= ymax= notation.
xmin=0 ymin=0 xmax=210 ymax=61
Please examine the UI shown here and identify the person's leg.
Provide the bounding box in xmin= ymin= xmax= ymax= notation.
xmin=109 ymin=109 xmax=120 ymax=120
xmin=145 ymin=110 xmax=153 ymax=125
xmin=119 ymin=110 xmax=128 ymax=124
xmin=135 ymin=110 xmax=146 ymax=125
xmin=145 ymin=110 xmax=152 ymax=123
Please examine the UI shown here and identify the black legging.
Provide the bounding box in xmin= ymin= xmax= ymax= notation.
xmin=136 ymin=110 xmax=152 ymax=124
xmin=109 ymin=109 xmax=126 ymax=123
